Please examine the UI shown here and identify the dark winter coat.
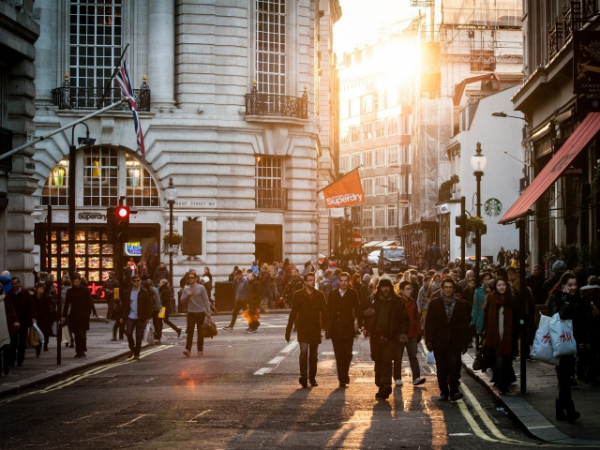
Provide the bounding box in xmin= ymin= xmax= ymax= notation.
xmin=286 ymin=288 xmax=330 ymax=345
xmin=32 ymin=292 xmax=54 ymax=330
xmin=8 ymin=288 xmax=36 ymax=325
xmin=159 ymin=284 xmax=175 ymax=315
xmin=152 ymin=266 xmax=170 ymax=286
xmin=327 ymin=288 xmax=361 ymax=339
xmin=62 ymin=285 xmax=93 ymax=330
xmin=121 ymin=287 xmax=153 ymax=321
xmin=363 ymin=289 xmax=409 ymax=342
xmin=425 ymin=295 xmax=470 ymax=353
xmin=548 ymin=288 xmax=585 ymax=344
xmin=1 ymin=294 xmax=19 ymax=336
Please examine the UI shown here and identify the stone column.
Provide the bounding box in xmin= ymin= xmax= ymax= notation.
xmin=33 ymin=0 xmax=58 ymax=104
xmin=148 ymin=0 xmax=175 ymax=108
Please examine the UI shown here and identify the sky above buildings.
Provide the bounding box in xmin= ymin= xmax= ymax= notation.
xmin=334 ymin=0 xmax=419 ymax=55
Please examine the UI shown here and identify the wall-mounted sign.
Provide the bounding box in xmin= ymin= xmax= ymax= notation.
xmin=484 ymin=198 xmax=503 ymax=217
xmin=574 ymin=30 xmax=600 ymax=95
xmin=399 ymin=200 xmax=410 ymax=207
xmin=125 ymin=241 xmax=142 ymax=256
xmin=78 ymin=212 xmax=107 ymax=221
xmin=330 ymin=208 xmax=345 ymax=218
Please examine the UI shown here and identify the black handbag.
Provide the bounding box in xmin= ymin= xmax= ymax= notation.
xmin=201 ymin=317 xmax=218 ymax=339
xmin=473 ymin=346 xmax=494 ymax=371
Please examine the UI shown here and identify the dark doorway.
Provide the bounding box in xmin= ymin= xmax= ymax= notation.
xmin=255 ymin=225 xmax=282 ymax=264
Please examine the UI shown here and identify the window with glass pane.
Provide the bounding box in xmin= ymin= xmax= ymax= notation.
xmin=42 ymin=160 xmax=70 ymax=206
xmin=126 ymin=154 xmax=160 ymax=207
xmin=339 ymin=154 xmax=349 ymax=172
xmin=387 ymin=145 xmax=399 ymax=166
xmin=340 ymin=127 xmax=349 ymax=145
xmin=362 ymin=122 xmax=373 ymax=141
xmin=255 ymin=0 xmax=286 ymax=95
xmin=350 ymin=126 xmax=360 ymax=143
xmin=83 ymin=146 xmax=118 ymax=206
xmin=363 ymin=150 xmax=373 ymax=169
xmin=374 ymin=148 xmax=386 ymax=167
xmin=362 ymin=177 xmax=373 ymax=196
xmin=387 ymin=116 xmax=398 ymax=136
xmin=387 ymin=174 xmax=399 ymax=193
xmin=255 ymin=156 xmax=285 ymax=208
xmin=362 ymin=94 xmax=373 ymax=113
xmin=401 ymin=144 xmax=411 ymax=164
xmin=374 ymin=206 xmax=385 ymax=228
xmin=375 ymin=176 xmax=386 ymax=195
xmin=363 ymin=206 xmax=373 ymax=228
xmin=69 ymin=0 xmax=122 ymax=107
xmin=375 ymin=119 xmax=385 ymax=139
xmin=388 ymin=205 xmax=397 ymax=227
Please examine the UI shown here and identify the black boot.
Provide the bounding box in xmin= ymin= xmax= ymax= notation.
xmin=555 ymin=399 xmax=567 ymax=421
xmin=564 ymin=399 xmax=581 ymax=423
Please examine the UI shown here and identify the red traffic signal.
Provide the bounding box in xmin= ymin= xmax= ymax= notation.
xmin=116 ymin=206 xmax=129 ymax=219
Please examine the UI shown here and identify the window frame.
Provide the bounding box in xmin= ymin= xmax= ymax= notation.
xmin=255 ymin=0 xmax=287 ymax=95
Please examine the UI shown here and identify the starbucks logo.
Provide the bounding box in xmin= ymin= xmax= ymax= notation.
xmin=484 ymin=198 xmax=502 ymax=217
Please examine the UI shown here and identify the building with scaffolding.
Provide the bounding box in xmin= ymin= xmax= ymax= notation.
xmin=409 ymin=0 xmax=523 ymax=264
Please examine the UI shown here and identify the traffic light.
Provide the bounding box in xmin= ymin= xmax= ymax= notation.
xmin=344 ymin=221 xmax=353 ymax=248
xmin=115 ymin=206 xmax=130 ymax=242
xmin=107 ymin=206 xmax=116 ymax=241
xmin=455 ymin=214 xmax=466 ymax=238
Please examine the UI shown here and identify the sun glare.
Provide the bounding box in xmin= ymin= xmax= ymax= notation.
xmin=368 ymin=40 xmax=421 ymax=89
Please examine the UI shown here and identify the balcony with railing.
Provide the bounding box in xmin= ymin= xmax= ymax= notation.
xmin=0 ymin=128 xmax=13 ymax=172
xmin=245 ymin=83 xmax=308 ymax=121
xmin=547 ymin=0 xmax=599 ymax=61
xmin=255 ymin=187 xmax=288 ymax=210
xmin=51 ymin=74 xmax=151 ymax=111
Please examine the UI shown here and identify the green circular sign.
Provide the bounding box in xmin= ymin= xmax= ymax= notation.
xmin=484 ymin=198 xmax=502 ymax=217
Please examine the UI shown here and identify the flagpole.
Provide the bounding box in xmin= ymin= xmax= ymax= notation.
xmin=98 ymin=43 xmax=130 ymax=109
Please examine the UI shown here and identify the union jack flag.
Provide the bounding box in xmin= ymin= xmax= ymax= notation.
xmin=115 ymin=56 xmax=146 ymax=157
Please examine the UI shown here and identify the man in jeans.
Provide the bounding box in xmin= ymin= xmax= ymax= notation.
xmin=222 ymin=270 xmax=249 ymax=332
xmin=179 ymin=272 xmax=212 ymax=356
xmin=285 ymin=272 xmax=330 ymax=388
xmin=120 ymin=276 xmax=152 ymax=361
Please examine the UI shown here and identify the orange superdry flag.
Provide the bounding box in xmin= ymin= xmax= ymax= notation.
xmin=321 ymin=168 xmax=365 ymax=208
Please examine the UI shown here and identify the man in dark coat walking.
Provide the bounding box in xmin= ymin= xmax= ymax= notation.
xmin=327 ymin=272 xmax=361 ymax=388
xmin=363 ymin=276 xmax=409 ymax=400
xmin=285 ymin=272 xmax=330 ymax=388
xmin=425 ymin=276 xmax=470 ymax=401
xmin=7 ymin=277 xmax=36 ymax=366
xmin=62 ymin=273 xmax=94 ymax=357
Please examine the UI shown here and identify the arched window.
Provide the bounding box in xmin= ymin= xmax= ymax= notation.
xmin=42 ymin=146 xmax=160 ymax=207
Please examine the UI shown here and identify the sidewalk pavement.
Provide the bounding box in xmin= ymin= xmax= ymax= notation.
xmin=0 ymin=318 xmax=184 ymax=398
xmin=463 ymin=348 xmax=600 ymax=445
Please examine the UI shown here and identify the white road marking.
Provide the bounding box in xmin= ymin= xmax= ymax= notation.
xmin=187 ymin=410 xmax=211 ymax=422
xmin=117 ymin=414 xmax=151 ymax=428
xmin=281 ymin=341 xmax=299 ymax=353
xmin=268 ymin=356 xmax=285 ymax=364
xmin=254 ymin=367 xmax=272 ymax=375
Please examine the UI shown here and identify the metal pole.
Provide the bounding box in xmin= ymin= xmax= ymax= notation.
xmin=169 ymin=199 xmax=174 ymax=287
xmin=460 ymin=196 xmax=466 ymax=276
xmin=474 ymin=172 xmax=483 ymax=282
xmin=519 ymin=218 xmax=527 ymax=393
xmin=57 ymin=227 xmax=62 ymax=365
xmin=68 ymin=142 xmax=76 ymax=279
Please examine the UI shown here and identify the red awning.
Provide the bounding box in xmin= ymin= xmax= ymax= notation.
xmin=499 ymin=112 xmax=600 ymax=224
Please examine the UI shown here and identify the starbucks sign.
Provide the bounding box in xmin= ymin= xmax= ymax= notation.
xmin=484 ymin=198 xmax=502 ymax=217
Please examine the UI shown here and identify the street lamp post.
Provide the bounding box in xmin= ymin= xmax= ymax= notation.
xmin=165 ymin=178 xmax=178 ymax=287
xmin=68 ymin=123 xmax=95 ymax=278
xmin=470 ymin=143 xmax=487 ymax=282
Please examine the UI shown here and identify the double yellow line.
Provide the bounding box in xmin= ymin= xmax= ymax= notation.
xmin=0 ymin=344 xmax=170 ymax=404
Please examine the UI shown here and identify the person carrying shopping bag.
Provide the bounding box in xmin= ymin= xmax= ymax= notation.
xmin=180 ymin=272 xmax=212 ymax=356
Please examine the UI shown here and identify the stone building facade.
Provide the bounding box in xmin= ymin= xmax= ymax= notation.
xmin=0 ymin=0 xmax=40 ymax=287
xmin=26 ymin=0 xmax=340 ymax=295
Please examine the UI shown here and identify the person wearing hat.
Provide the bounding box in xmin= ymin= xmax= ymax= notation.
xmin=363 ymin=276 xmax=409 ymax=400
xmin=425 ymin=276 xmax=470 ymax=401
xmin=543 ymin=260 xmax=567 ymax=301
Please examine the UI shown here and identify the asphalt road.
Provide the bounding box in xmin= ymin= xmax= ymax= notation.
xmin=0 ymin=315 xmax=548 ymax=449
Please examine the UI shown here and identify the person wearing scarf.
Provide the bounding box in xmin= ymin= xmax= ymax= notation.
xmin=0 ymin=287 xmax=19 ymax=376
xmin=482 ymin=277 xmax=517 ymax=394
xmin=396 ymin=281 xmax=426 ymax=386
xmin=471 ymin=272 xmax=492 ymax=347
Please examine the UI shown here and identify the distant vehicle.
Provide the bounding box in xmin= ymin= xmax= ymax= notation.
xmin=367 ymin=250 xmax=380 ymax=266
xmin=378 ymin=246 xmax=408 ymax=274
xmin=454 ymin=256 xmax=489 ymax=266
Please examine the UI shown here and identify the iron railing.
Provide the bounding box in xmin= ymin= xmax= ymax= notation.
xmin=245 ymin=85 xmax=308 ymax=119
xmin=0 ymin=128 xmax=13 ymax=172
xmin=255 ymin=187 xmax=287 ymax=210
xmin=51 ymin=85 xmax=151 ymax=111
xmin=548 ymin=0 xmax=599 ymax=61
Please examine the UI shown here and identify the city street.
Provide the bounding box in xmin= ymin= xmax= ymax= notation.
xmin=0 ymin=315 xmax=545 ymax=449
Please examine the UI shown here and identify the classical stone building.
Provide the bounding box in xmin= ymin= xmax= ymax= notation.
xmin=0 ymin=0 xmax=40 ymax=286
xmin=26 ymin=0 xmax=340 ymax=297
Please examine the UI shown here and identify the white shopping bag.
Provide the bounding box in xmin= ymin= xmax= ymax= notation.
xmin=143 ymin=323 xmax=155 ymax=345
xmin=530 ymin=314 xmax=560 ymax=365
xmin=33 ymin=322 xmax=44 ymax=346
xmin=548 ymin=313 xmax=577 ymax=357
xmin=426 ymin=351 xmax=436 ymax=365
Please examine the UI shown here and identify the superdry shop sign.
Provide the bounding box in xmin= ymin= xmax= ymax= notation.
xmin=574 ymin=31 xmax=600 ymax=95
xmin=321 ymin=169 xmax=365 ymax=208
